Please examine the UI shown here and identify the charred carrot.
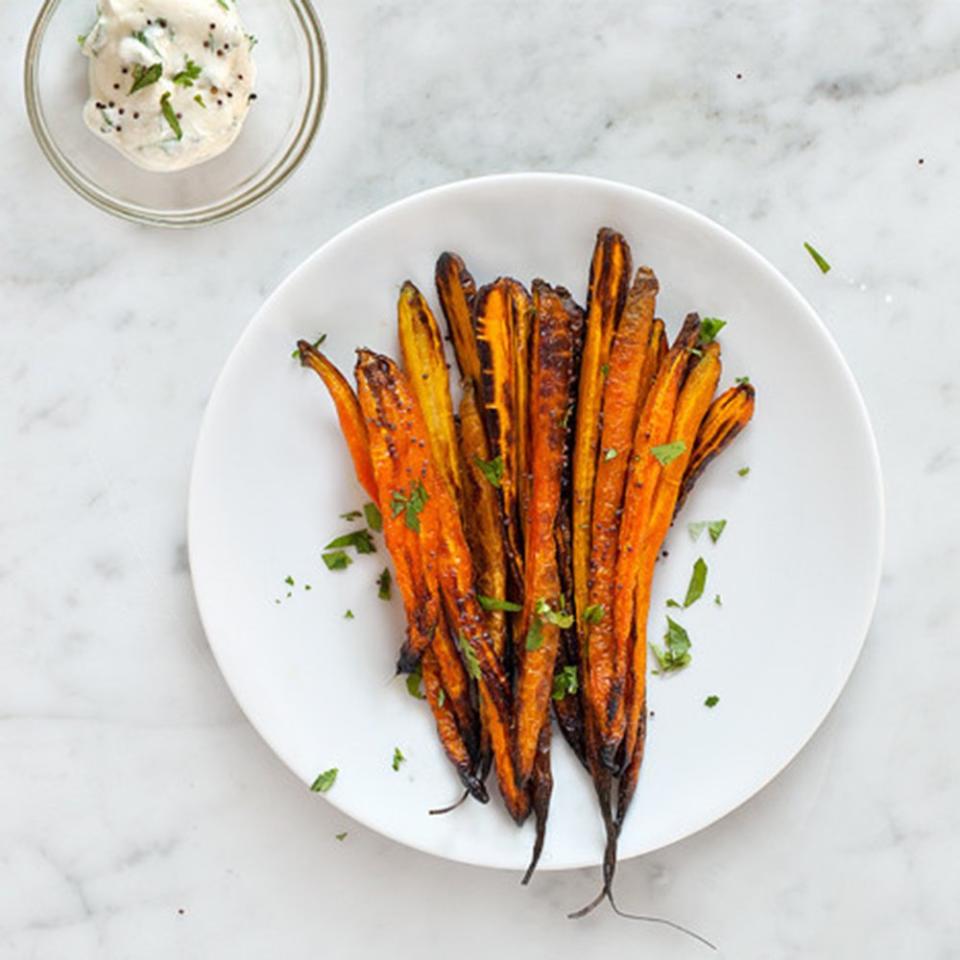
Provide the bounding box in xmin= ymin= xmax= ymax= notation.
xmin=298 ymin=342 xmax=378 ymax=502
xmin=514 ymin=281 xmax=581 ymax=785
xmin=584 ymin=267 xmax=658 ymax=759
xmin=676 ymin=382 xmax=756 ymax=515
xmin=436 ymin=252 xmax=481 ymax=393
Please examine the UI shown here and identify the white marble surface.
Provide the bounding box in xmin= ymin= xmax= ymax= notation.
xmin=2 ymin=1 xmax=958 ymax=957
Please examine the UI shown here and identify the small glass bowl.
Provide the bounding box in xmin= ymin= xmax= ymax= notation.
xmin=24 ymin=0 xmax=326 ymax=227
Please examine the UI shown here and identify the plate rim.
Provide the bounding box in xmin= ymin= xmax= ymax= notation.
xmin=188 ymin=171 xmax=885 ymax=870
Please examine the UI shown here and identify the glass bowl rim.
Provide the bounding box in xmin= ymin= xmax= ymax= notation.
xmin=23 ymin=0 xmax=327 ymax=228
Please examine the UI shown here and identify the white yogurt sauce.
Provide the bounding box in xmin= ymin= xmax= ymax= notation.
xmin=80 ymin=0 xmax=257 ymax=172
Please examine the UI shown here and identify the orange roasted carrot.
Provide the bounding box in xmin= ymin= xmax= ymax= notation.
xmin=356 ymin=349 xmax=527 ymax=823
xmin=604 ymin=314 xmax=701 ymax=768
xmin=514 ymin=281 xmax=581 ymax=785
xmin=436 ymin=252 xmax=481 ymax=394
xmin=298 ymin=342 xmax=378 ymax=502
xmin=571 ymin=230 xmax=632 ymax=697
xmin=397 ymin=281 xmax=463 ymax=506
xmin=458 ymin=380 xmax=509 ymax=661
xmin=353 ymin=351 xmax=476 ymax=753
xmin=618 ymin=341 xmax=722 ymax=822
xmin=676 ymin=381 xmax=756 ymax=515
xmin=584 ymin=267 xmax=658 ymax=758
xmin=511 ymin=281 xmax=535 ymax=536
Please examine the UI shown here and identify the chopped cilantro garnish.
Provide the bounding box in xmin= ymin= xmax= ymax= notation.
xmin=391 ymin=747 xmax=405 ymax=772
xmin=525 ymin=617 xmax=544 ymax=651
xmin=377 ymin=568 xmax=391 ymax=600
xmin=714 ymin=593 xmax=722 ymax=606
xmin=650 ymin=440 xmax=686 ymax=466
xmin=284 ymin=575 xmax=295 ymax=586
xmin=324 ymin=529 xmax=376 ymax=554
xmin=603 ymin=448 xmax=618 ymax=461
xmin=129 ymin=62 xmax=162 ymax=94
xmin=473 ymin=454 xmax=504 ymax=488
xmin=340 ymin=510 xmax=363 ymax=521
xmin=310 ymin=768 xmax=338 ymax=793
xmin=683 ymin=557 xmax=707 ymax=607
xmin=172 ymin=58 xmax=202 ymax=87
xmin=666 ymin=598 xmax=682 ymax=609
xmin=804 ymin=241 xmax=831 ymax=274
xmin=193 ymin=93 xmax=206 ymax=108
xmin=437 ymin=689 xmax=446 ymax=707
xmin=291 ymin=333 xmax=327 ymax=359
xmin=699 ymin=317 xmax=727 ymax=344
xmin=600 ymin=363 xmax=611 ymax=378
xmin=735 ymin=376 xmax=751 ymax=386
xmin=651 ymin=617 xmax=692 ymax=673
xmin=708 ymin=519 xmax=727 ymax=543
xmin=364 ymin=502 xmax=383 ymax=532
xmin=216 ymin=0 xmax=230 ymax=9
xmin=704 ymin=695 xmax=719 ymax=708
xmin=344 ymin=610 xmax=354 ymax=620
xmin=535 ymin=597 xmax=574 ymax=629
xmin=551 ymin=665 xmax=579 ymax=701
xmin=390 ymin=480 xmax=428 ymax=533
xmin=457 ymin=634 xmax=481 ymax=679
xmin=159 ymin=91 xmax=182 ymax=140
xmin=477 ymin=594 xmax=522 ymax=613
xmin=405 ymin=665 xmax=425 ymax=700
xmin=322 ymin=550 xmax=352 ymax=571
xmin=583 ymin=603 xmax=605 ymax=624
xmin=335 ymin=831 xmax=348 ymax=841
xmin=738 ymin=466 xmax=750 ymax=477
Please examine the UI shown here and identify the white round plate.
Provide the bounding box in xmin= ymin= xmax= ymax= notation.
xmin=189 ymin=173 xmax=883 ymax=871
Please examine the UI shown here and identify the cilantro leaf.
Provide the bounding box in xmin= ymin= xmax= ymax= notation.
xmin=193 ymin=93 xmax=206 ymax=108
xmin=704 ymin=695 xmax=719 ymax=708
xmin=600 ymin=363 xmax=611 ymax=378
xmin=650 ymin=440 xmax=686 ymax=466
xmin=344 ymin=610 xmax=354 ymax=620
xmin=291 ymin=333 xmax=327 ymax=359
xmin=688 ymin=521 xmax=707 ymax=541
xmin=159 ymin=91 xmax=182 ymax=140
xmin=324 ymin=530 xmax=376 ymax=554
xmin=551 ymin=665 xmax=579 ymax=701
xmin=683 ymin=557 xmax=708 ymax=608
xmin=525 ymin=618 xmax=544 ymax=651
xmin=804 ymin=241 xmax=831 ymax=274
xmin=364 ymin=502 xmax=383 ymax=532
xmin=391 ymin=747 xmax=405 ymax=772
xmin=437 ymin=689 xmax=446 ymax=707
xmin=738 ymin=466 xmax=750 ymax=477
xmin=714 ymin=594 xmax=722 ymax=606
xmin=340 ymin=510 xmax=362 ymax=521
xmin=172 ymin=58 xmax=202 ymax=87
xmin=390 ymin=480 xmax=428 ymax=533
xmin=473 ymin=454 xmax=504 ymax=488
xmin=583 ymin=603 xmax=605 ymax=625
xmin=457 ymin=634 xmax=481 ymax=679
xmin=322 ymin=550 xmax=351 ymax=571
xmin=405 ymin=665 xmax=425 ymax=700
xmin=707 ymin=519 xmax=727 ymax=543
xmin=478 ymin=594 xmax=522 ymax=613
xmin=699 ymin=317 xmax=727 ymax=344
xmin=335 ymin=832 xmax=348 ymax=841
xmin=666 ymin=598 xmax=682 ymax=609
xmin=377 ymin=568 xmax=391 ymax=601
xmin=129 ymin=62 xmax=162 ymax=94
xmin=651 ymin=617 xmax=692 ymax=673
xmin=534 ymin=597 xmax=574 ymax=629
xmin=310 ymin=768 xmax=338 ymax=792
xmin=735 ymin=376 xmax=751 ymax=386
xmin=284 ymin=575 xmax=295 ymax=586
xmin=603 ymin=448 xmax=618 ymax=461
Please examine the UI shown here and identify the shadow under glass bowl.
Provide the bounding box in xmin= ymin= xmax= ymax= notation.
xmin=24 ymin=0 xmax=326 ymax=228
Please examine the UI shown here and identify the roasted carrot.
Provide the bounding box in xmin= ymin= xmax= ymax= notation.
xmin=421 ymin=644 xmax=488 ymax=802
xmin=458 ymin=380 xmax=509 ymax=661
xmin=522 ymin=723 xmax=553 ymax=885
xmin=618 ymin=341 xmax=722 ymax=822
xmin=676 ymin=381 xmax=756 ymax=514
xmin=353 ymin=351 xmax=477 ymax=752
xmin=511 ymin=281 xmax=535 ymax=536
xmin=604 ymin=314 xmax=702 ymax=769
xmin=514 ymin=281 xmax=581 ymax=785
xmin=298 ymin=342 xmax=378 ymax=502
xmin=571 ymin=230 xmax=632 ymax=722
xmin=397 ymin=281 xmax=464 ymax=506
xmin=584 ymin=267 xmax=658 ymax=759
xmin=436 ymin=252 xmax=481 ymax=393
xmin=474 ymin=278 xmax=530 ymax=586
